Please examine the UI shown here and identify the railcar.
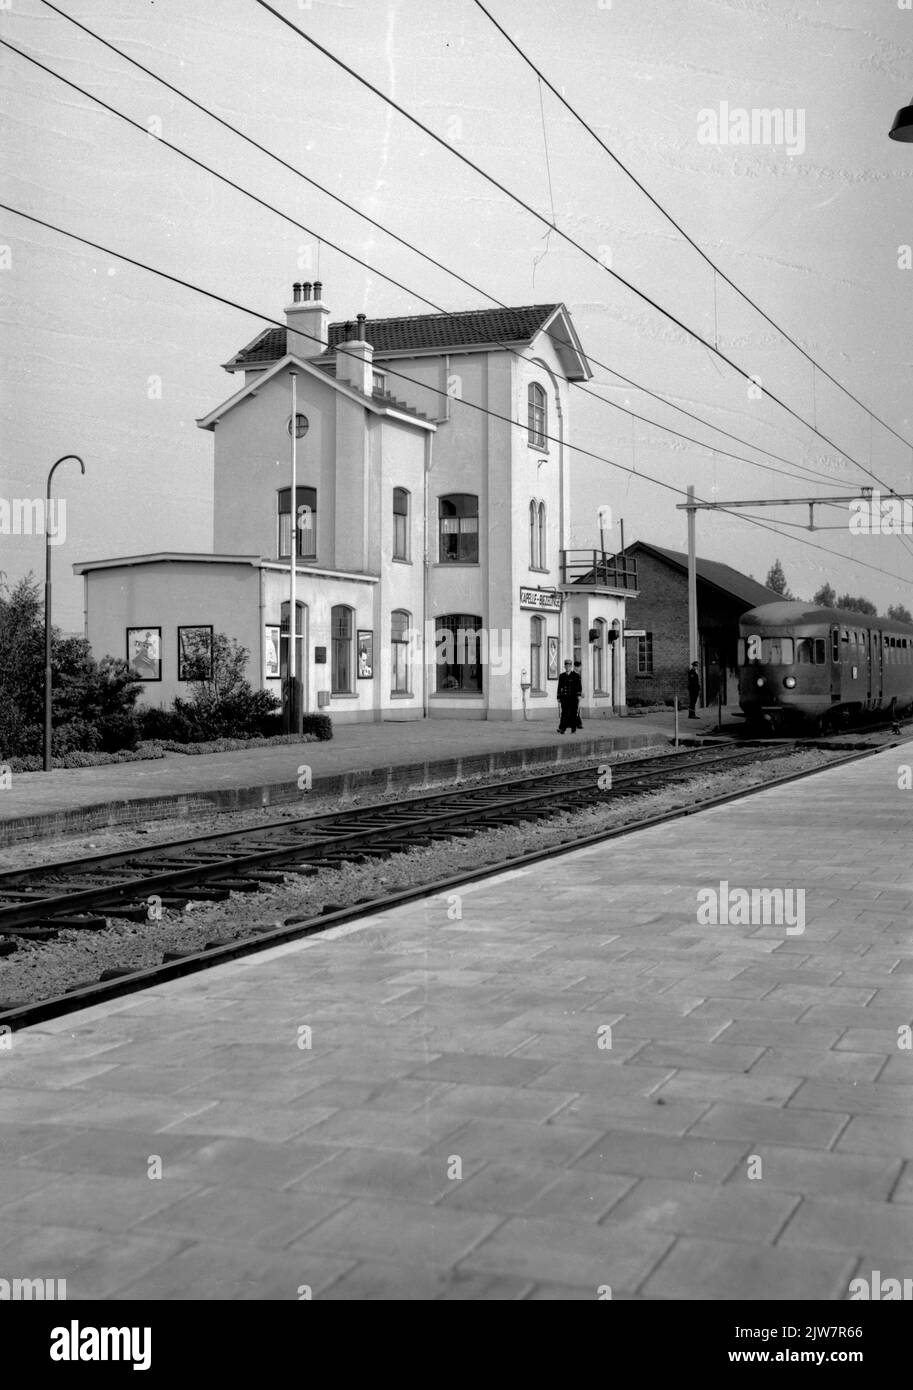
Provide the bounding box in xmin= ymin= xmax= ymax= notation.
xmin=738 ymin=601 xmax=913 ymax=732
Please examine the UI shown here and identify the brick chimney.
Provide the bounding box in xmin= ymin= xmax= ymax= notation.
xmin=285 ymin=281 xmax=329 ymax=358
xmin=334 ymin=312 xmax=374 ymax=396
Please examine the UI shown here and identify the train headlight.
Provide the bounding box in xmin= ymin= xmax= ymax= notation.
xmin=755 ymin=677 xmax=765 ymax=688
xmin=783 ymin=676 xmax=797 ymax=689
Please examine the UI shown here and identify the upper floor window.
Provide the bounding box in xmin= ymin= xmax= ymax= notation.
xmin=331 ymin=605 xmax=354 ymax=694
xmin=528 ymin=499 xmax=548 ymax=569
xmin=393 ymin=487 xmax=409 ymax=561
xmin=439 ymin=494 xmax=479 ymax=564
xmin=278 ymin=486 xmax=317 ymax=560
xmin=528 ymin=382 xmax=547 ymax=448
xmin=373 ymin=370 xmax=386 ymax=394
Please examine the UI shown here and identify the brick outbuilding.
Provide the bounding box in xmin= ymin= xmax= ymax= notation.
xmin=620 ymin=541 xmax=779 ymax=708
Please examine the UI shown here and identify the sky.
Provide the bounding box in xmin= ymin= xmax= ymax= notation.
xmin=3 ymin=0 xmax=913 ymax=632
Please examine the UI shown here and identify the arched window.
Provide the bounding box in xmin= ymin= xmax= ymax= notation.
xmin=529 ymin=500 xmax=538 ymax=567
xmin=393 ymin=488 xmax=409 ymax=561
xmin=593 ymin=617 xmax=607 ymax=693
xmin=439 ymin=494 xmax=479 ymax=563
xmin=538 ymin=501 xmax=547 ymax=569
xmin=278 ymin=486 xmax=317 ymax=559
xmin=435 ymin=614 xmax=483 ymax=692
xmin=530 ymin=616 xmax=544 ymax=692
xmin=528 ymin=382 xmax=547 ymax=448
xmin=391 ymin=609 xmax=411 ymax=693
xmin=331 ymin=605 xmax=354 ymax=693
xmin=572 ymin=616 xmax=582 ymax=666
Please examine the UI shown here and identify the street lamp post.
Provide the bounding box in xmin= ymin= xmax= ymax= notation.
xmin=44 ymin=454 xmax=85 ymax=771
xmin=287 ymin=375 xmax=308 ymax=737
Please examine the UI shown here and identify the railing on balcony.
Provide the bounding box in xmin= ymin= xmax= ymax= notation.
xmin=560 ymin=549 xmax=638 ymax=590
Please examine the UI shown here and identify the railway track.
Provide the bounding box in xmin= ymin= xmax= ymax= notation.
xmin=0 ymin=743 xmax=793 ymax=941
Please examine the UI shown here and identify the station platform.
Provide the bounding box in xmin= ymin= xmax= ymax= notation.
xmin=0 ymin=716 xmax=668 ymax=847
xmin=5 ymin=738 xmax=908 ymax=1301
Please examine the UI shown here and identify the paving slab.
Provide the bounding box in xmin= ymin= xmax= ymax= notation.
xmin=1 ymin=738 xmax=911 ymax=1299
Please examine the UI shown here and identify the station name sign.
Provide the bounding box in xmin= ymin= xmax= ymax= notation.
xmin=520 ymin=587 xmax=562 ymax=611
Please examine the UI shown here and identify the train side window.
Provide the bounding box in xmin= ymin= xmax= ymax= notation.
xmin=814 ymin=639 xmax=826 ymax=663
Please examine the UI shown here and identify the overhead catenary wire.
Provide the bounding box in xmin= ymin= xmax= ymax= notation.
xmin=29 ymin=4 xmax=857 ymax=497
xmin=471 ymin=0 xmax=913 ymax=462
xmin=251 ymin=0 xmax=911 ymax=512
xmin=4 ymin=199 xmax=911 ymax=590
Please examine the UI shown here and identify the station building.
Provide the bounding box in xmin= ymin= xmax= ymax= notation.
xmin=76 ymin=287 xmax=637 ymax=723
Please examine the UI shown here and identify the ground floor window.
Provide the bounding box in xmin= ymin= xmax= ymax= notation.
xmin=331 ymin=605 xmax=354 ymax=693
xmin=435 ymin=614 xmax=483 ymax=692
xmin=391 ymin=609 xmax=411 ymax=693
xmin=637 ymin=633 xmax=654 ymax=676
xmin=530 ymin=616 xmax=544 ymax=692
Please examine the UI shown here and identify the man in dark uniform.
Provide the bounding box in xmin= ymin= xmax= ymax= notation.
xmin=557 ymin=659 xmax=582 ymax=734
xmin=573 ymin=659 xmax=584 ymax=730
xmin=688 ymin=660 xmax=701 ymax=718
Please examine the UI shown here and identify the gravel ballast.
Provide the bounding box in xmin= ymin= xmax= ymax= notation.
xmin=0 ymin=746 xmax=840 ymax=1006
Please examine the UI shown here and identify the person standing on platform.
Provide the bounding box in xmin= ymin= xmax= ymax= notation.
xmin=688 ymin=660 xmax=702 ymax=719
xmin=557 ymin=659 xmax=580 ymax=734
xmin=573 ymin=659 xmax=584 ymax=730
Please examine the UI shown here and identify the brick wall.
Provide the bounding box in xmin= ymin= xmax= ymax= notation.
xmin=623 ymin=553 xmax=751 ymax=706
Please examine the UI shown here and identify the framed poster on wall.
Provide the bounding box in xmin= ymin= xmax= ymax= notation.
xmin=547 ymin=636 xmax=560 ymax=680
xmin=177 ymin=625 xmax=214 ymax=681
xmin=264 ymin=625 xmax=281 ymax=679
xmin=126 ymin=627 xmax=162 ymax=681
xmin=357 ymin=631 xmax=373 ymax=679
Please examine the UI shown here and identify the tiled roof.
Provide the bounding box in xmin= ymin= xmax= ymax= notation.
xmin=327 ymin=305 xmax=559 ymax=353
xmin=627 ymin=542 xmax=781 ymax=608
xmin=226 ymin=305 xmax=560 ymax=369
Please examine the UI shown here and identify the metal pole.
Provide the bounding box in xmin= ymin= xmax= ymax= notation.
xmin=289 ymin=371 xmax=297 ymax=736
xmin=43 ymin=455 xmax=84 ymax=771
xmin=673 ymin=696 xmax=679 ymax=748
xmin=686 ymin=483 xmax=698 ymax=671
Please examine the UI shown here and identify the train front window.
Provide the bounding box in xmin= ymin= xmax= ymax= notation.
xmin=767 ymin=637 xmax=794 ymax=664
xmin=796 ymin=638 xmax=814 ymax=663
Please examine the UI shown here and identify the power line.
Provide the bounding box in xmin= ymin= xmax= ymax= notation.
xmin=3 ymin=198 xmax=910 ymax=589
xmin=472 ymin=0 xmax=913 ymax=460
xmin=31 ymin=3 xmax=855 ymax=498
xmin=252 ymin=0 xmax=911 ymax=514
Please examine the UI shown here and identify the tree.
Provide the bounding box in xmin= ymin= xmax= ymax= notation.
xmin=0 ymin=573 xmax=143 ymax=756
xmin=836 ymin=593 xmax=877 ymax=616
xmin=765 ymin=559 xmax=793 ymax=598
xmin=813 ymin=583 xmax=837 ymax=609
xmin=887 ymin=603 xmax=913 ymax=623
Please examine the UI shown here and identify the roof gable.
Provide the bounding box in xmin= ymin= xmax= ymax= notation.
xmin=198 ymin=353 xmax=435 ymax=432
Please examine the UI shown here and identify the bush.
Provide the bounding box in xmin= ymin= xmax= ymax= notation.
xmin=0 ymin=576 xmax=144 ymax=758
